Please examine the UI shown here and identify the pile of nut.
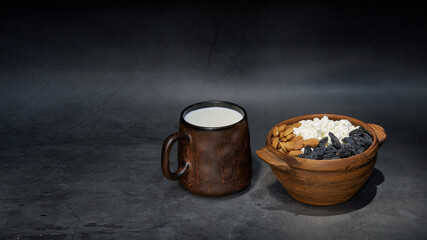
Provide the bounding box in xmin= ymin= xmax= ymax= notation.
xmin=270 ymin=120 xmax=374 ymax=159
xmin=270 ymin=122 xmax=320 ymax=157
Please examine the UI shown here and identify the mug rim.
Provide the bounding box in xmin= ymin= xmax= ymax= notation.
xmin=180 ymin=100 xmax=247 ymax=131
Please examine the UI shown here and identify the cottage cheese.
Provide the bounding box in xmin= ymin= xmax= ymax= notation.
xmin=293 ymin=116 xmax=358 ymax=146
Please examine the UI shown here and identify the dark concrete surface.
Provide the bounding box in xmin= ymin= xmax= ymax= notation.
xmin=1 ymin=2 xmax=427 ymax=239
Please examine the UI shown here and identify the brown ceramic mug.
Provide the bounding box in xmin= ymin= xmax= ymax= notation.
xmin=161 ymin=100 xmax=252 ymax=197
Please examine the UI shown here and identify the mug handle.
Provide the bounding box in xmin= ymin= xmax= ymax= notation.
xmin=161 ymin=132 xmax=190 ymax=180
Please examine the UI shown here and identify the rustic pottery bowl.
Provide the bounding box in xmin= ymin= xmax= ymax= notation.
xmin=256 ymin=114 xmax=386 ymax=206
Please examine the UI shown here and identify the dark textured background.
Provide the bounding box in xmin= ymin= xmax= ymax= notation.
xmin=1 ymin=2 xmax=426 ymax=239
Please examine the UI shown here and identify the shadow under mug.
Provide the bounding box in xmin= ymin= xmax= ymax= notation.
xmin=161 ymin=100 xmax=252 ymax=197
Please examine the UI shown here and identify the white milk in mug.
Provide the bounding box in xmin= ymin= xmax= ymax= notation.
xmin=184 ymin=107 xmax=243 ymax=128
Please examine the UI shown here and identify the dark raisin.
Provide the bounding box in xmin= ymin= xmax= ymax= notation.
xmin=342 ymin=137 xmax=354 ymax=145
xmin=344 ymin=144 xmax=356 ymax=155
xmin=323 ymin=152 xmax=336 ymax=159
xmin=329 ymin=132 xmax=342 ymax=149
xmin=310 ymin=147 xmax=325 ymax=160
xmin=360 ymin=126 xmax=372 ymax=137
xmin=325 ymin=145 xmax=337 ymax=154
xmin=356 ymin=148 xmax=365 ymax=154
xmin=318 ymin=137 xmax=328 ymax=147
xmin=339 ymin=150 xmax=351 ymax=158
xmin=349 ymin=128 xmax=365 ymax=137
xmin=304 ymin=146 xmax=313 ymax=155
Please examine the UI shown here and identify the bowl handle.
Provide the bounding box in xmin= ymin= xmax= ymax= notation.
xmin=368 ymin=123 xmax=386 ymax=146
xmin=256 ymin=147 xmax=291 ymax=171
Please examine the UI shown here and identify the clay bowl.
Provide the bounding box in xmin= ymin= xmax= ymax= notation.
xmin=256 ymin=114 xmax=386 ymax=206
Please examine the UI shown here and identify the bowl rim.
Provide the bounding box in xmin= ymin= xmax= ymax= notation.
xmin=265 ymin=113 xmax=379 ymax=171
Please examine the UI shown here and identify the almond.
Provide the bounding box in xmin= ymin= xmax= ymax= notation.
xmin=291 ymin=136 xmax=303 ymax=142
xmin=283 ymin=128 xmax=293 ymax=136
xmin=284 ymin=142 xmax=294 ymax=151
xmin=278 ymin=124 xmax=287 ymax=132
xmin=272 ymin=126 xmax=279 ymax=137
xmin=272 ymin=137 xmax=279 ymax=149
xmin=291 ymin=122 xmax=302 ymax=128
xmin=279 ymin=132 xmax=287 ymax=138
xmin=286 ymin=134 xmax=295 ymax=141
xmin=279 ymin=142 xmax=288 ymax=153
xmin=302 ymin=138 xmax=319 ymax=148
xmin=293 ymin=139 xmax=304 ymax=150
xmin=289 ymin=150 xmax=303 ymax=157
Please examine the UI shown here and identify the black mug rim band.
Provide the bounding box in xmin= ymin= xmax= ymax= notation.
xmin=180 ymin=100 xmax=247 ymax=131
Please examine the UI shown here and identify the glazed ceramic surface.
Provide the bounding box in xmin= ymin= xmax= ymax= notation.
xmin=162 ymin=101 xmax=252 ymax=197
